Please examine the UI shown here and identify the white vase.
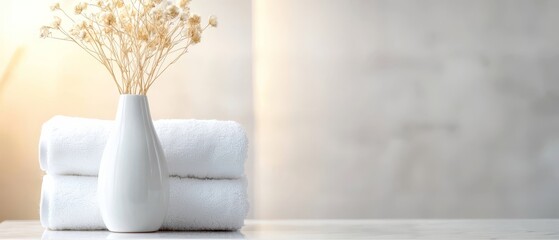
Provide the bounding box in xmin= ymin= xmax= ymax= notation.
xmin=98 ymin=94 xmax=169 ymax=233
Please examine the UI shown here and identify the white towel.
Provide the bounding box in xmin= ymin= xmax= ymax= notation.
xmin=41 ymin=175 xmax=249 ymax=231
xmin=39 ymin=116 xmax=248 ymax=179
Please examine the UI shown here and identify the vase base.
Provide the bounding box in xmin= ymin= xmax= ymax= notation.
xmin=107 ymin=228 xmax=160 ymax=233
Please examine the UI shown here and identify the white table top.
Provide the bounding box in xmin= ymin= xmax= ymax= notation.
xmin=1 ymin=220 xmax=559 ymax=239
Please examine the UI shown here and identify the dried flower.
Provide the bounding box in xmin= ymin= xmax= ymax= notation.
xmin=209 ymin=15 xmax=217 ymax=27
xmin=39 ymin=26 xmax=51 ymax=38
xmin=50 ymin=2 xmax=60 ymax=11
xmin=77 ymin=20 xmax=89 ymax=30
xmin=69 ymin=26 xmax=80 ymax=36
xmin=51 ymin=16 xmax=62 ymax=29
xmin=78 ymin=30 xmax=87 ymax=40
xmin=138 ymin=28 xmax=149 ymax=41
xmin=188 ymin=14 xmax=200 ymax=26
xmin=74 ymin=2 xmax=87 ymax=14
xmin=41 ymin=0 xmax=216 ymax=95
xmin=123 ymin=22 xmax=133 ymax=33
xmin=166 ymin=5 xmax=179 ymax=19
xmin=188 ymin=26 xmax=201 ymax=43
xmin=114 ymin=0 xmax=124 ymax=8
xmin=179 ymin=0 xmax=190 ymax=9
xmin=150 ymin=8 xmax=164 ymax=21
xmin=102 ymin=12 xmax=116 ymax=26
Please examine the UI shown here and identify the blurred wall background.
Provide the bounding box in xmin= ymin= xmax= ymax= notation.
xmin=2 ymin=0 xmax=559 ymax=221
xmin=254 ymin=0 xmax=559 ymax=218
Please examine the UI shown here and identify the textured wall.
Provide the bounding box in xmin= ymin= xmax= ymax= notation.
xmin=254 ymin=0 xmax=559 ymax=218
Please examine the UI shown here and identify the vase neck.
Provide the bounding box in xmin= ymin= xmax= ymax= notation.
xmin=116 ymin=95 xmax=152 ymax=123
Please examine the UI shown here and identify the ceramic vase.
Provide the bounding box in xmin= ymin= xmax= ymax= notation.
xmin=98 ymin=94 xmax=169 ymax=232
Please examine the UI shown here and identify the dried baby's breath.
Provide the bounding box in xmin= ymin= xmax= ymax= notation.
xmin=166 ymin=5 xmax=179 ymax=19
xmin=41 ymin=0 xmax=217 ymax=95
xmin=188 ymin=14 xmax=200 ymax=26
xmin=50 ymin=3 xmax=60 ymax=11
xmin=51 ymin=16 xmax=62 ymax=29
xmin=40 ymin=26 xmax=51 ymax=38
xmin=209 ymin=15 xmax=217 ymax=27
xmin=74 ymin=2 xmax=87 ymax=14
xmin=178 ymin=0 xmax=190 ymax=9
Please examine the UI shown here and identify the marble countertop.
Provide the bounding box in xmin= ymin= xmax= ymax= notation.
xmin=1 ymin=220 xmax=559 ymax=239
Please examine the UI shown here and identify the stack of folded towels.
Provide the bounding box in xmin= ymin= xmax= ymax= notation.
xmin=39 ymin=116 xmax=249 ymax=231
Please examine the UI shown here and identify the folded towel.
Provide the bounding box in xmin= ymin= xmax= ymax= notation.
xmin=39 ymin=116 xmax=248 ymax=178
xmin=41 ymin=175 xmax=249 ymax=230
